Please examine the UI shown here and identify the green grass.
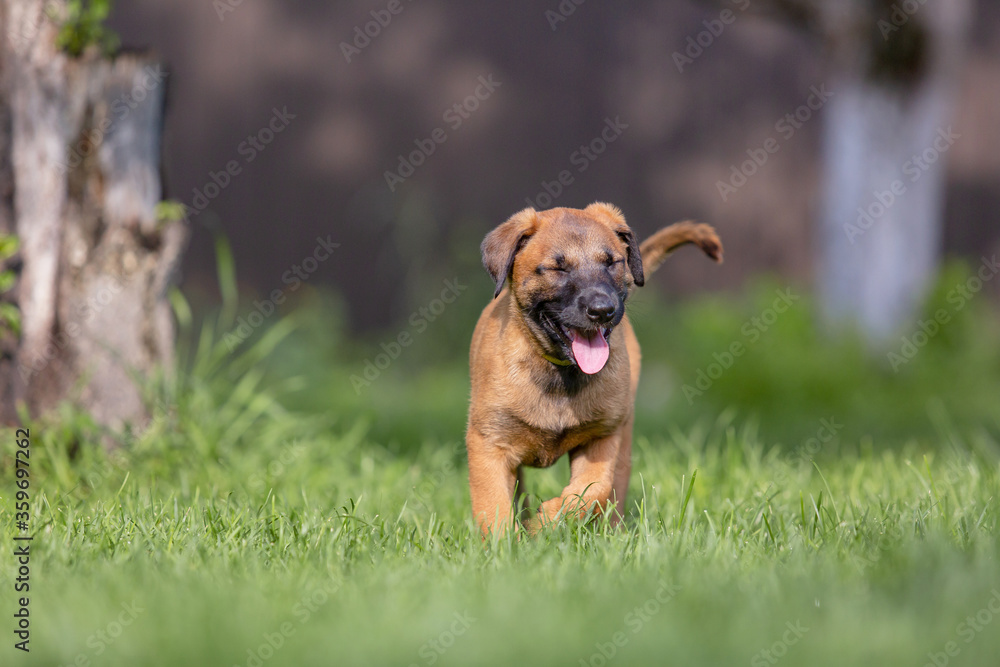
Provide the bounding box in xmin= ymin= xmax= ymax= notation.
xmin=2 ymin=404 xmax=1000 ymax=665
xmin=2 ymin=255 xmax=1000 ymax=665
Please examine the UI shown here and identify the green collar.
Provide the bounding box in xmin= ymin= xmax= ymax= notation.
xmin=541 ymin=353 xmax=573 ymax=367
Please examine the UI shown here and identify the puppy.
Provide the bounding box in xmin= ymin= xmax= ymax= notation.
xmin=466 ymin=203 xmax=723 ymax=536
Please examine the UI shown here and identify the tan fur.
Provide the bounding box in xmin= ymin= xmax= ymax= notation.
xmin=640 ymin=221 xmax=723 ymax=273
xmin=466 ymin=203 xmax=723 ymax=536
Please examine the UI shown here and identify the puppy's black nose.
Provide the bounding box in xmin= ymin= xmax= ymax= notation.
xmin=582 ymin=290 xmax=617 ymax=324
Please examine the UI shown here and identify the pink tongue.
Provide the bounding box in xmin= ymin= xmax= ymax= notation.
xmin=570 ymin=329 xmax=610 ymax=374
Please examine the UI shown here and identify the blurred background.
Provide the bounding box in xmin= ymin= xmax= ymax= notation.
xmin=4 ymin=6 xmax=1000 ymax=666
xmin=105 ymin=0 xmax=1000 ymax=328
xmin=2 ymin=0 xmax=999 ymax=453
xmin=117 ymin=0 xmax=1000 ymax=450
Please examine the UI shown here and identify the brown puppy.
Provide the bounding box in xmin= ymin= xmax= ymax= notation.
xmin=466 ymin=202 xmax=723 ymax=536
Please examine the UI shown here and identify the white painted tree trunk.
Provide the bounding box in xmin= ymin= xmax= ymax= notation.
xmin=816 ymin=0 xmax=973 ymax=344
xmin=0 ymin=0 xmax=187 ymax=431
xmin=818 ymin=79 xmax=953 ymax=341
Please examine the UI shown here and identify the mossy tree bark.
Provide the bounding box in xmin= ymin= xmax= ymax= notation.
xmin=0 ymin=0 xmax=187 ymax=433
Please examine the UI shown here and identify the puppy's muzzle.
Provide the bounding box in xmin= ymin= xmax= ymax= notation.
xmin=579 ymin=287 xmax=618 ymax=326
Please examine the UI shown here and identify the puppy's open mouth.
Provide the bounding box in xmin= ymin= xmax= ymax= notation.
xmin=557 ymin=324 xmax=611 ymax=375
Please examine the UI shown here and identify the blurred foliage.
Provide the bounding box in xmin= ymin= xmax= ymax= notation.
xmin=0 ymin=233 xmax=20 ymax=336
xmin=155 ymin=200 xmax=188 ymax=225
xmin=38 ymin=243 xmax=997 ymax=463
xmin=239 ymin=260 xmax=1000 ymax=456
xmin=632 ymin=262 xmax=1000 ymax=451
xmin=55 ymin=0 xmax=120 ymax=57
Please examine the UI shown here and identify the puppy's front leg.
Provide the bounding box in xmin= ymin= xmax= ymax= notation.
xmin=610 ymin=415 xmax=634 ymax=524
xmin=529 ymin=432 xmax=622 ymax=533
xmin=466 ymin=431 xmax=518 ymax=537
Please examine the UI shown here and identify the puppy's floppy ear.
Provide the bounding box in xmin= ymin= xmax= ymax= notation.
xmin=617 ymin=228 xmax=644 ymax=287
xmin=481 ymin=208 xmax=538 ymax=298
xmin=586 ymin=202 xmax=644 ymax=287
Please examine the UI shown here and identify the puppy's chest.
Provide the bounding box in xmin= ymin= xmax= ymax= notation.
xmin=504 ymin=395 xmax=620 ymax=468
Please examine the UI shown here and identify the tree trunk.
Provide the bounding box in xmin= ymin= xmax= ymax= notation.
xmin=0 ymin=0 xmax=187 ymax=432
xmin=816 ymin=0 xmax=974 ymax=343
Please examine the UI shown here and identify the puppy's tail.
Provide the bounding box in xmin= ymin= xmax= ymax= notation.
xmin=640 ymin=221 xmax=723 ymax=276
